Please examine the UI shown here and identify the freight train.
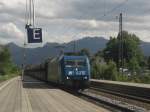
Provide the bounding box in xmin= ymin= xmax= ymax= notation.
xmin=24 ymin=54 xmax=90 ymax=89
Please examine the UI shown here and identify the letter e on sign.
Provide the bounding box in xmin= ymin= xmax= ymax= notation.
xmin=33 ymin=28 xmax=41 ymax=40
xmin=27 ymin=28 xmax=42 ymax=43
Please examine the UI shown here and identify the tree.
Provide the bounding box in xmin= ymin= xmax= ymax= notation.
xmin=103 ymin=37 xmax=118 ymax=64
xmin=78 ymin=48 xmax=91 ymax=58
xmin=103 ymin=31 xmax=144 ymax=71
xmin=91 ymin=56 xmax=118 ymax=80
xmin=148 ymin=56 xmax=150 ymax=69
xmin=95 ymin=50 xmax=103 ymax=57
xmin=91 ymin=56 xmax=107 ymax=79
xmin=128 ymin=57 xmax=140 ymax=73
xmin=104 ymin=61 xmax=118 ymax=80
xmin=0 ymin=47 xmax=11 ymax=64
xmin=0 ymin=46 xmax=17 ymax=75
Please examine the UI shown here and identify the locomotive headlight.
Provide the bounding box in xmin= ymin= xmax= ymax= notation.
xmin=84 ymin=76 xmax=87 ymax=79
xmin=75 ymin=68 xmax=78 ymax=71
xmin=67 ymin=77 xmax=69 ymax=79
xmin=68 ymin=71 xmax=73 ymax=76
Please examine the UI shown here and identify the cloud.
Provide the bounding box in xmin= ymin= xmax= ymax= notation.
xmin=0 ymin=23 xmax=24 ymax=38
xmin=0 ymin=23 xmax=24 ymax=44
xmin=0 ymin=0 xmax=150 ymax=46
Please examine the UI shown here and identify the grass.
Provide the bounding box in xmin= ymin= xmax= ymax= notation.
xmin=0 ymin=73 xmax=20 ymax=83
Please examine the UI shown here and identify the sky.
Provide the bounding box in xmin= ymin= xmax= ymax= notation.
xmin=0 ymin=0 xmax=150 ymax=47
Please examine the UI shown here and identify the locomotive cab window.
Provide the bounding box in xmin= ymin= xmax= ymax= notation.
xmin=76 ymin=60 xmax=86 ymax=67
xmin=65 ymin=60 xmax=86 ymax=67
xmin=65 ymin=60 xmax=76 ymax=67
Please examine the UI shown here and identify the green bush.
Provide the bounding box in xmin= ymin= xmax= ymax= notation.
xmin=103 ymin=61 xmax=118 ymax=80
xmin=0 ymin=73 xmax=19 ymax=82
xmin=0 ymin=46 xmax=19 ymax=81
xmin=91 ymin=63 xmax=107 ymax=79
xmin=91 ymin=59 xmax=119 ymax=80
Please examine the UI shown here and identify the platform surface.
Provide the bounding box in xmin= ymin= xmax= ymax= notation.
xmin=0 ymin=76 xmax=110 ymax=112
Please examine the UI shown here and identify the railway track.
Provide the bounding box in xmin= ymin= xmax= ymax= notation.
xmin=90 ymin=87 xmax=150 ymax=104
xmin=60 ymin=84 xmax=149 ymax=112
xmin=59 ymin=87 xmax=145 ymax=112
xmin=39 ymin=81 xmax=149 ymax=112
xmin=76 ymin=82 xmax=150 ymax=112
xmin=78 ymin=90 xmax=146 ymax=112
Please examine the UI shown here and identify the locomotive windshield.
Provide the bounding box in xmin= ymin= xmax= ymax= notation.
xmin=65 ymin=60 xmax=86 ymax=67
xmin=77 ymin=60 xmax=86 ymax=67
xmin=65 ymin=60 xmax=75 ymax=67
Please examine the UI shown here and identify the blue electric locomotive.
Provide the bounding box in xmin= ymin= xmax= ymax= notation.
xmin=47 ymin=55 xmax=90 ymax=89
xmin=25 ymin=54 xmax=90 ymax=89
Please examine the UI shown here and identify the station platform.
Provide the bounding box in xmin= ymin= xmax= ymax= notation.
xmin=0 ymin=76 xmax=110 ymax=112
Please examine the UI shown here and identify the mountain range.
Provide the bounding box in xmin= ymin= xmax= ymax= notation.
xmin=6 ymin=37 xmax=150 ymax=66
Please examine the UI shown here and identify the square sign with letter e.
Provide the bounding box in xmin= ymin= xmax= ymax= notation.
xmin=27 ymin=28 xmax=42 ymax=43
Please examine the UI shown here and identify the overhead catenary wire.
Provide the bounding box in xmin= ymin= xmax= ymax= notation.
xmin=25 ymin=0 xmax=35 ymax=27
xmin=48 ymin=0 xmax=129 ymax=46
xmin=27 ymin=0 xmax=129 ymax=50
xmin=25 ymin=0 xmax=28 ymax=25
xmin=71 ymin=0 xmax=129 ymax=53
xmin=103 ymin=0 xmax=106 ymax=16
xmin=106 ymin=0 xmax=128 ymax=16
xmin=66 ymin=0 xmax=128 ymax=28
xmin=31 ymin=0 xmax=35 ymax=28
xmin=99 ymin=0 xmax=128 ymax=20
xmin=29 ymin=0 xmax=32 ymax=25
